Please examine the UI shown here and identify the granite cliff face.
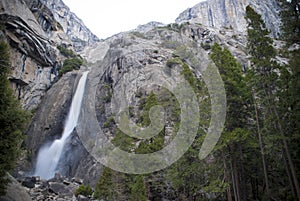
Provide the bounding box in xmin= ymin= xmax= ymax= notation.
xmin=0 ymin=0 xmax=64 ymax=110
xmin=176 ymin=0 xmax=280 ymax=37
xmin=26 ymin=71 xmax=101 ymax=186
xmin=0 ymin=0 xmax=102 ymax=187
xmin=40 ymin=0 xmax=99 ymax=51
xmin=25 ymin=19 xmax=250 ymax=186
xmin=5 ymin=0 xmax=283 ymax=191
xmin=0 ymin=0 xmax=97 ymax=110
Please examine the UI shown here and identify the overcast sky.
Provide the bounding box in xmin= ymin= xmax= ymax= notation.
xmin=62 ymin=0 xmax=205 ymax=39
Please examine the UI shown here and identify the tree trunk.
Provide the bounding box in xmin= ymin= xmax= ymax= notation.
xmin=282 ymin=147 xmax=296 ymax=198
xmin=272 ymin=105 xmax=300 ymax=201
xmin=238 ymin=144 xmax=247 ymax=201
xmin=264 ymin=83 xmax=300 ymax=201
xmin=232 ymin=150 xmax=241 ymax=201
xmin=253 ymin=92 xmax=270 ymax=197
xmin=223 ymin=152 xmax=233 ymax=201
xmin=230 ymin=154 xmax=238 ymax=201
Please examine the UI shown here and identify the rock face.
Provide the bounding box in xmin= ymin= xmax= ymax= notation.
xmin=66 ymin=21 xmax=247 ymax=186
xmin=40 ymin=0 xmax=99 ymax=51
xmin=0 ymin=174 xmax=32 ymax=201
xmin=26 ymin=72 xmax=78 ymax=157
xmin=26 ymin=71 xmax=102 ymax=187
xmin=0 ymin=0 xmax=67 ymax=110
xmin=176 ymin=0 xmax=280 ymax=37
xmin=25 ymin=0 xmax=277 ymax=185
xmin=0 ymin=0 xmax=97 ymax=110
xmin=21 ymin=0 xmax=282 ymax=194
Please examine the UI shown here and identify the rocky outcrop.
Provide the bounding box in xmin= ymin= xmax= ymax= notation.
xmin=69 ymin=22 xmax=247 ymax=185
xmin=26 ymin=72 xmax=78 ymax=162
xmin=17 ymin=174 xmax=98 ymax=201
xmin=57 ymin=131 xmax=102 ymax=187
xmin=23 ymin=0 xmax=281 ymax=193
xmin=26 ymin=71 xmax=102 ymax=187
xmin=40 ymin=0 xmax=99 ymax=51
xmin=0 ymin=0 xmax=96 ymax=110
xmin=0 ymin=174 xmax=32 ymax=201
xmin=176 ymin=0 xmax=280 ymax=37
xmin=0 ymin=0 xmax=67 ymax=110
xmin=25 ymin=0 xmax=72 ymax=46
xmin=133 ymin=21 xmax=165 ymax=33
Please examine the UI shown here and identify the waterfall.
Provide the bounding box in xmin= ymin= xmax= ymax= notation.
xmin=34 ymin=71 xmax=89 ymax=179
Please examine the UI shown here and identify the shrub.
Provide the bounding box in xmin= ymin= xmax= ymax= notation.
xmin=57 ymin=45 xmax=76 ymax=57
xmin=75 ymin=184 xmax=93 ymax=197
xmin=59 ymin=57 xmax=83 ymax=75
xmin=166 ymin=58 xmax=182 ymax=68
xmin=103 ymin=116 xmax=115 ymax=128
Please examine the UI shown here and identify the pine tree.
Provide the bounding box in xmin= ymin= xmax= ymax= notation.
xmin=93 ymin=167 xmax=114 ymax=200
xmin=128 ymin=175 xmax=147 ymax=201
xmin=0 ymin=41 xmax=29 ymax=195
xmin=210 ymin=43 xmax=251 ymax=201
xmin=278 ymin=0 xmax=300 ymax=199
xmin=166 ymin=60 xmax=224 ymax=200
xmin=279 ymin=0 xmax=300 ymax=45
xmin=246 ymin=5 xmax=300 ymax=200
xmin=136 ymin=91 xmax=164 ymax=154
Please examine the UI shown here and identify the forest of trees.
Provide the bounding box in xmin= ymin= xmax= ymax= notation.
xmin=0 ymin=0 xmax=299 ymax=200
xmin=93 ymin=2 xmax=300 ymax=201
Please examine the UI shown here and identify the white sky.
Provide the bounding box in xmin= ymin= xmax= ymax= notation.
xmin=62 ymin=0 xmax=205 ymax=39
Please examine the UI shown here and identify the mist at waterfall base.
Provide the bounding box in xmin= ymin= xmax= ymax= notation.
xmin=34 ymin=71 xmax=89 ymax=179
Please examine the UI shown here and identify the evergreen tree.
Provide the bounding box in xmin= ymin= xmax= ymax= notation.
xmin=94 ymin=167 xmax=114 ymax=200
xmin=279 ymin=0 xmax=300 ymax=199
xmin=0 ymin=41 xmax=29 ymax=195
xmin=166 ymin=60 xmax=218 ymax=200
xmin=279 ymin=0 xmax=300 ymax=45
xmin=246 ymin=5 xmax=300 ymax=200
xmin=210 ymin=43 xmax=251 ymax=201
xmin=136 ymin=91 xmax=164 ymax=154
xmin=128 ymin=175 xmax=147 ymax=201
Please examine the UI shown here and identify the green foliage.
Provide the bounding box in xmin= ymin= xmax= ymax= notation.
xmin=141 ymin=91 xmax=158 ymax=127
xmin=0 ymin=42 xmax=29 ymax=195
xmin=103 ymin=116 xmax=115 ymax=128
xmin=279 ymin=0 xmax=300 ymax=45
xmin=57 ymin=45 xmax=76 ymax=57
xmin=111 ymin=128 xmax=135 ymax=152
xmin=102 ymin=84 xmax=112 ymax=103
xmin=136 ymin=91 xmax=165 ymax=153
xmin=279 ymin=1 xmax=300 ymax=197
xmin=181 ymin=62 xmax=203 ymax=94
xmin=165 ymin=58 xmax=182 ymax=68
xmin=93 ymin=4 xmax=300 ymax=200
xmin=75 ymin=184 xmax=93 ymax=197
xmin=165 ymin=23 xmax=185 ymax=32
xmin=128 ymin=175 xmax=147 ymax=201
xmin=59 ymin=57 xmax=83 ymax=75
xmin=245 ymin=5 xmax=300 ymax=199
xmin=94 ymin=167 xmax=114 ymax=200
xmin=94 ymin=167 xmax=147 ymax=201
xmin=210 ymin=43 xmax=250 ymax=130
xmin=57 ymin=44 xmax=85 ymax=75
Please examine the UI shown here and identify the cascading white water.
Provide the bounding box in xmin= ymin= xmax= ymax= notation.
xmin=34 ymin=71 xmax=89 ymax=179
